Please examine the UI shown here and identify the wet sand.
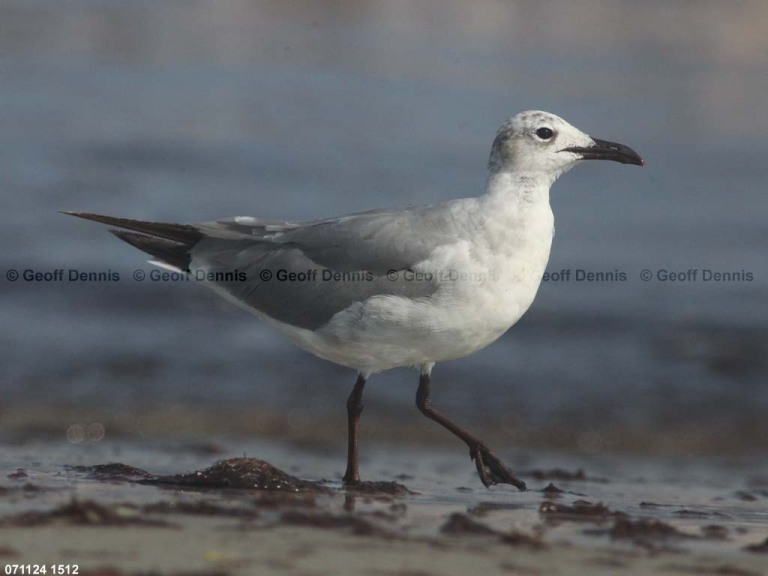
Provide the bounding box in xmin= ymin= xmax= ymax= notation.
xmin=1 ymin=436 xmax=767 ymax=576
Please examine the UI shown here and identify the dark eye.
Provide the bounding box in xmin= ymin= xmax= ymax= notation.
xmin=536 ymin=127 xmax=554 ymax=140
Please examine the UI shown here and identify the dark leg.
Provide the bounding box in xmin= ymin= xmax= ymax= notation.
xmin=415 ymin=372 xmax=526 ymax=490
xmin=342 ymin=373 xmax=367 ymax=485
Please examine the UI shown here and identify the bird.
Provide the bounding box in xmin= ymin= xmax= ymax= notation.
xmin=65 ymin=110 xmax=643 ymax=490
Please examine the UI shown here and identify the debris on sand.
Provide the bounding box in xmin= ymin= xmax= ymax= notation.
xmin=439 ymin=512 xmax=545 ymax=549
xmin=1 ymin=499 xmax=174 ymax=528
xmin=541 ymin=483 xmax=565 ymax=495
xmin=583 ymin=517 xmax=702 ymax=552
xmin=639 ymin=501 xmax=672 ymax=508
xmin=607 ymin=517 xmax=700 ymax=549
xmin=744 ymin=537 xmax=768 ymax=554
xmin=539 ymin=499 xmax=624 ymax=522
xmin=70 ymin=463 xmax=152 ymax=481
xmin=7 ymin=469 xmax=28 ymax=480
xmin=440 ymin=512 xmax=497 ymax=536
xmin=140 ymin=458 xmax=329 ymax=492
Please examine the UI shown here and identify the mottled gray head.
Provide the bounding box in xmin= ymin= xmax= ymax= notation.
xmin=488 ymin=110 xmax=643 ymax=177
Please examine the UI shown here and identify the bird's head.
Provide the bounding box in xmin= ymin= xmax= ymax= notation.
xmin=488 ymin=110 xmax=643 ymax=179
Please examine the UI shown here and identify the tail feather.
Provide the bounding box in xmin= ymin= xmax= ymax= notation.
xmin=109 ymin=230 xmax=193 ymax=271
xmin=63 ymin=212 xmax=202 ymax=244
xmin=64 ymin=212 xmax=203 ymax=271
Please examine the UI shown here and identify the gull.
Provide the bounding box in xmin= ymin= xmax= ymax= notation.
xmin=65 ymin=111 xmax=643 ymax=490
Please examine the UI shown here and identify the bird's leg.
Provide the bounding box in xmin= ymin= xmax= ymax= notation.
xmin=342 ymin=373 xmax=367 ymax=485
xmin=415 ymin=372 xmax=526 ymax=490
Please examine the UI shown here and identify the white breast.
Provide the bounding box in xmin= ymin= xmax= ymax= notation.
xmin=267 ymin=191 xmax=555 ymax=375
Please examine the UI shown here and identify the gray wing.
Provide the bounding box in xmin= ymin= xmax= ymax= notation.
xmin=198 ymin=205 xmax=459 ymax=273
xmin=190 ymin=205 xmax=463 ymax=329
xmin=67 ymin=205 xmax=463 ymax=330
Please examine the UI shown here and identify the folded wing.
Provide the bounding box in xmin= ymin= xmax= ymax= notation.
xmin=65 ymin=207 xmax=454 ymax=330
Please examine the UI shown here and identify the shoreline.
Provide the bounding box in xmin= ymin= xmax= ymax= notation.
xmin=1 ymin=438 xmax=767 ymax=575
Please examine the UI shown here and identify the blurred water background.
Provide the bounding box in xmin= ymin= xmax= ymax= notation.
xmin=1 ymin=0 xmax=766 ymax=455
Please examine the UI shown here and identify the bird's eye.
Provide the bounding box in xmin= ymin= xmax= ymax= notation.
xmin=536 ymin=127 xmax=554 ymax=140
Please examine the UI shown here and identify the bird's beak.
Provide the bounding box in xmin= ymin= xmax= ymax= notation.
xmin=562 ymin=138 xmax=644 ymax=166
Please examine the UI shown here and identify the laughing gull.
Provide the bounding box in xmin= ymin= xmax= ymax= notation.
xmin=66 ymin=111 xmax=643 ymax=489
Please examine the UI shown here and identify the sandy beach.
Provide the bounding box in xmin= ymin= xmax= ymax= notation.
xmin=1 ymin=430 xmax=767 ymax=576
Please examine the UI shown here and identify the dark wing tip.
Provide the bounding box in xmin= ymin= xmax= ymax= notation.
xmin=63 ymin=211 xmax=203 ymax=244
xmin=61 ymin=211 xmax=101 ymax=218
xmin=108 ymin=229 xmax=193 ymax=271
